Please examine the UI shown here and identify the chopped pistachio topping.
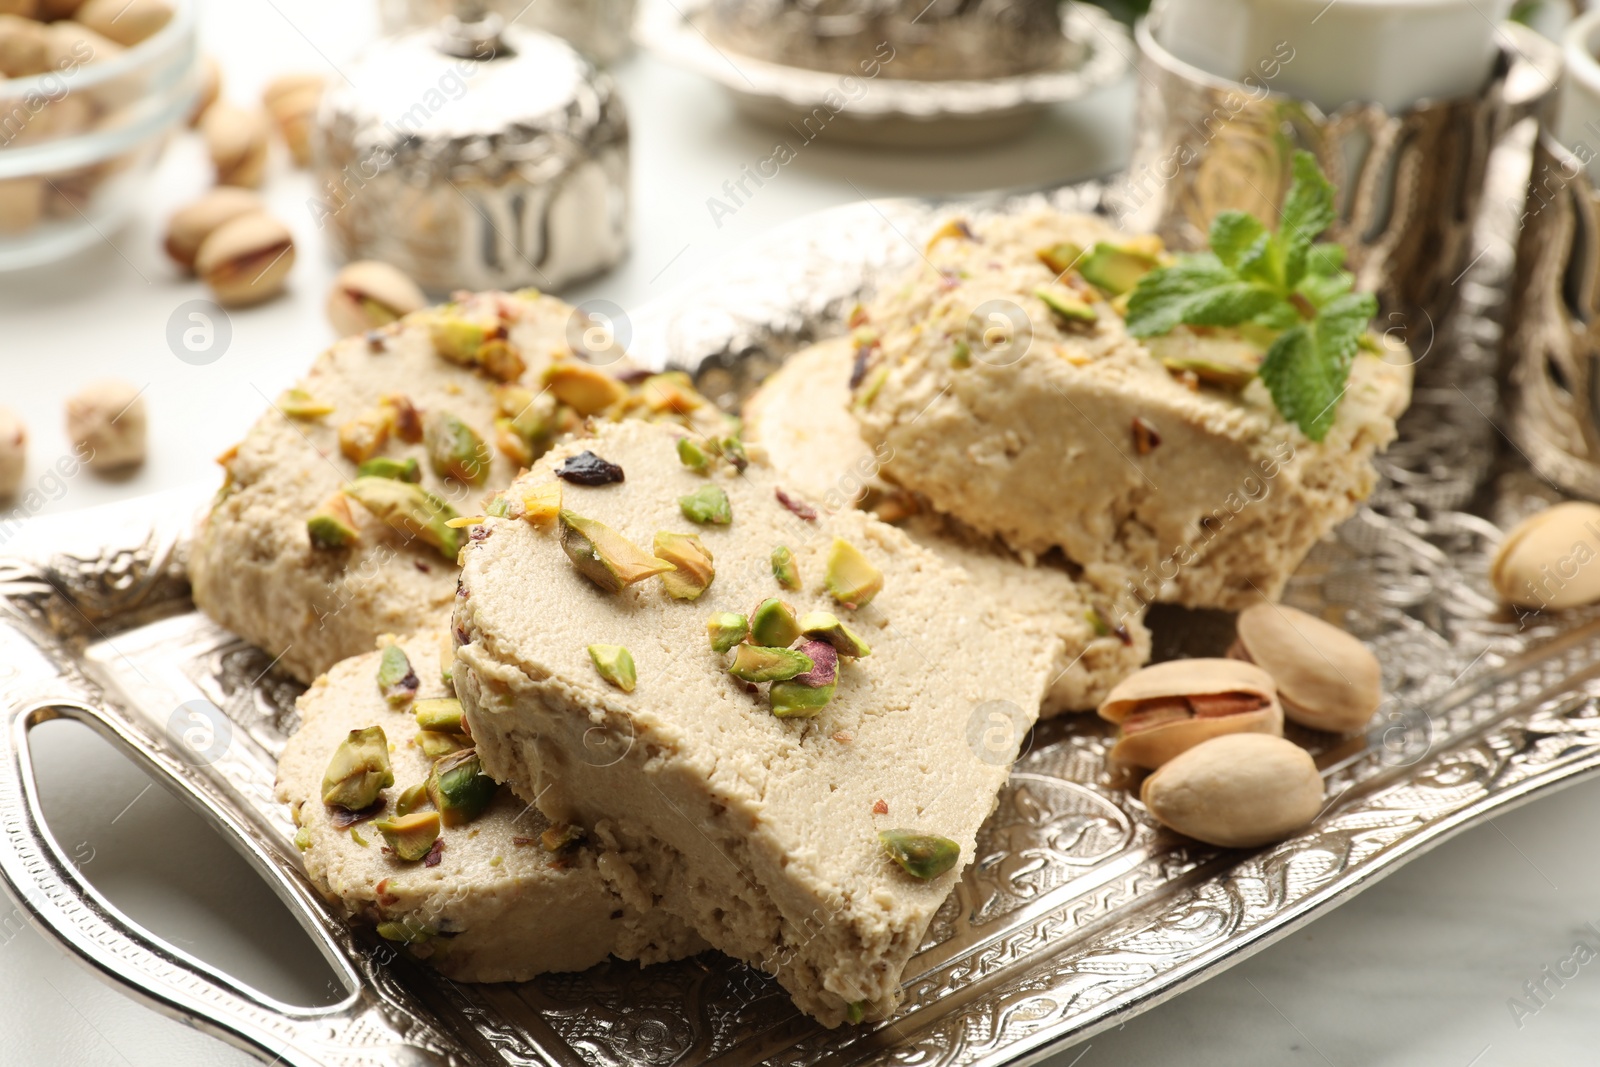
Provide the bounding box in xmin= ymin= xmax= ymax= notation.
xmin=350 ymin=828 xmax=369 ymax=847
xmin=588 ymin=644 xmax=637 ymax=692
xmin=799 ymin=611 xmax=872 ymax=657
xmin=307 ymin=493 xmax=358 ymax=549
xmin=519 ymin=482 xmax=562 ymax=525
xmin=878 ymin=829 xmax=961 ymax=880
xmin=846 ymin=1001 xmax=867 ymax=1025
xmin=641 ymin=372 xmax=703 ymax=414
xmin=375 ymin=811 xmax=441 ymax=862
xmin=357 ymin=456 xmax=421 ymax=482
xmin=444 ymin=515 xmax=485 ymax=529
xmin=824 ymin=538 xmax=883 ymax=609
xmin=376 ymin=918 xmax=436 ymax=944
xmin=950 ymin=339 xmax=971 ymax=368
xmin=854 ymin=365 xmax=888 ymax=409
xmin=380 ymin=393 xmax=423 ymax=444
xmin=1036 ymin=241 xmax=1084 ymax=276
xmin=278 ymin=388 xmax=334 ymax=419
xmin=429 ymin=313 xmax=491 ymax=364
xmin=343 ymin=477 xmax=460 ymax=560
xmin=654 ymin=532 xmax=715 ymax=600
xmin=559 ymin=510 xmax=675 ymax=593
xmin=424 ymin=411 xmax=492 ymax=487
xmin=427 ymin=749 xmax=498 ymax=827
xmin=377 ymin=645 xmax=419 ymax=707
xmin=727 ymin=644 xmax=813 ymax=683
xmin=1078 ymin=242 xmax=1159 ymax=295
xmin=321 ymin=725 xmax=393 ymax=810
xmin=294 ymin=826 xmax=312 ymax=851
xmin=771 ymin=545 xmax=801 ymax=590
xmin=478 ymin=338 xmax=526 ymax=382
xmin=677 ymin=436 xmax=711 ymax=472
xmin=679 ymin=484 xmax=732 ymax=525
xmin=1034 ymin=286 xmax=1097 ymax=324
xmin=770 ymin=679 xmax=836 ymax=718
xmin=540 ymin=822 xmax=585 ymax=852
xmin=416 ymin=730 xmax=465 ymax=759
xmin=545 ymin=360 xmax=627 ymax=415
xmin=338 ymin=408 xmax=392 ymax=464
xmin=792 ymin=638 xmax=839 ymax=688
xmin=707 ymin=612 xmax=749 ymax=653
xmin=414 ymin=696 xmax=465 ymax=733
xmin=395 ymin=783 xmax=429 ymax=817
xmin=750 ymin=598 xmax=801 ymax=648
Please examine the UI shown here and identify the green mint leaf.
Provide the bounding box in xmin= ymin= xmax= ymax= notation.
xmin=1316 ymin=291 xmax=1377 ymax=369
xmin=1124 ymin=256 xmax=1235 ymax=337
xmin=1305 ymin=242 xmax=1346 ymax=276
xmin=1258 ymin=325 xmax=1339 ymax=441
xmin=1252 ymin=302 xmax=1301 ymax=331
xmin=1296 ymin=269 xmax=1355 ymax=309
xmin=1208 ymin=212 xmax=1267 ymax=270
xmin=1173 ymin=283 xmax=1285 ymax=327
xmin=1280 ymin=151 xmax=1337 ymax=288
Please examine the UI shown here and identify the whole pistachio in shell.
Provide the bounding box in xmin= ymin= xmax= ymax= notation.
xmin=1097 ymin=658 xmax=1282 ymax=770
xmin=1230 ymin=603 xmax=1381 ymax=735
xmin=0 ymin=14 xmax=50 ymax=78
xmin=262 ymin=72 xmax=324 ymax=166
xmin=1141 ymin=733 xmax=1323 ymax=849
xmin=201 ymin=103 xmax=271 ymax=188
xmin=326 ymin=260 xmax=427 ymax=337
xmin=195 ymin=211 xmax=295 ymax=307
xmin=164 ymin=187 xmax=264 ymax=270
xmin=1490 ymin=501 xmax=1600 ymax=611
xmin=75 ymin=0 xmax=171 ymax=46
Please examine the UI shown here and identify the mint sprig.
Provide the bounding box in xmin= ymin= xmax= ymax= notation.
xmin=1125 ymin=151 xmax=1376 ymax=441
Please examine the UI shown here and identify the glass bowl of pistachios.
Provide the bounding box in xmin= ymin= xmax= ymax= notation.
xmin=0 ymin=0 xmax=198 ymax=270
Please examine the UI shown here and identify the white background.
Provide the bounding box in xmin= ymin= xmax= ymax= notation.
xmin=2 ymin=1 xmax=1599 ymax=1064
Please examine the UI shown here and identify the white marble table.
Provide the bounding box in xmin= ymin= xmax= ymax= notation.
xmin=2 ymin=2 xmax=1597 ymax=1064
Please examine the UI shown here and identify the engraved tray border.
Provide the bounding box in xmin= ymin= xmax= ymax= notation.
xmin=0 ymin=127 xmax=1592 ymax=1067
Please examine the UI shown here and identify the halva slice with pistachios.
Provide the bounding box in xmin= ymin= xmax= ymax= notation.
xmin=744 ymin=336 xmax=1152 ymax=713
xmin=190 ymin=288 xmax=735 ymax=683
xmin=276 ymin=629 xmax=703 ymax=981
xmin=451 ymin=420 xmax=1057 ymax=1026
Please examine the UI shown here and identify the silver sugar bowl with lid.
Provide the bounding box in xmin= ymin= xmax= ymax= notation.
xmin=312 ymin=4 xmax=629 ymax=294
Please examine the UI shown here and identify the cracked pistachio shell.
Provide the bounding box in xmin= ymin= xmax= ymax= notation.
xmin=878 ymin=829 xmax=960 ymax=880
xmin=653 ymin=532 xmax=714 ymax=600
xmin=1490 ymin=502 xmax=1600 ymax=611
xmin=1141 ymin=733 xmax=1323 ymax=849
xmin=342 ymin=476 xmax=460 ymax=560
xmin=750 ymin=598 xmax=800 ymax=647
xmin=1098 ymin=659 xmax=1282 ymax=770
xmin=374 ymin=810 xmax=440 ymax=862
xmin=326 ymin=260 xmax=426 ymax=337
xmin=321 ymin=725 xmax=393 ymax=809
xmin=1231 ymin=604 xmax=1381 ymax=734
xmin=559 ymin=510 xmax=674 ymax=593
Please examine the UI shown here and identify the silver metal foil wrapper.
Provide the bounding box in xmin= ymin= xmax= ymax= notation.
xmin=377 ymin=0 xmax=637 ymax=65
xmin=312 ymin=16 xmax=629 ymax=294
xmin=1112 ymin=18 xmax=1558 ymax=334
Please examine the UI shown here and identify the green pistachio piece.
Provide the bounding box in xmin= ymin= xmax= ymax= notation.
xmin=427 ymin=749 xmax=498 ymax=827
xmin=1036 ymin=242 xmax=1084 ymax=276
xmin=395 ymin=783 xmax=429 ymax=817
xmin=356 ymin=456 xmax=421 ymax=482
xmin=799 ymin=611 xmax=872 ymax=658
xmin=750 ymin=598 xmax=801 ymax=648
xmin=375 ymin=810 xmax=440 ymax=862
xmin=559 ymin=510 xmax=675 ymax=593
xmin=350 ymin=828 xmax=369 ymax=847
xmin=424 ymin=411 xmax=492 ymax=487
xmin=950 ymin=340 xmax=971 ymax=368
xmin=846 ymin=1000 xmax=867 ymax=1025
xmin=294 ymin=827 xmax=312 ymax=851
xmin=771 ymin=545 xmax=801 ymax=590
xmin=1034 ymin=286 xmax=1098 ymax=324
xmin=540 ymin=822 xmax=585 ymax=852
xmin=414 ymin=696 xmax=465 ymax=733
xmin=343 ymin=477 xmax=460 ymax=560
xmin=713 ymin=434 xmax=749 ymax=472
xmin=416 ymin=730 xmax=466 ymax=759
xmin=679 ymin=484 xmax=732 ymax=525
xmin=306 ymin=510 xmax=358 ymax=550
xmin=376 ymin=918 xmax=436 ymax=944
xmin=769 ymin=678 xmax=836 ymax=718
xmin=854 ymin=365 xmax=888 ymax=409
xmin=653 ymin=532 xmax=715 ymax=600
xmin=321 ymin=725 xmax=393 ymax=810
xmin=588 ymin=644 xmax=637 ymax=693
xmin=545 ymin=360 xmax=628 ymax=415
xmin=377 ymin=645 xmax=419 ymax=707
xmin=707 ymin=612 xmax=749 ymax=653
xmin=677 ymin=436 xmax=711 ymax=472
xmin=279 ymin=388 xmax=334 ymax=419
xmin=1078 ymin=242 xmax=1159 ymax=295
xmin=878 ymin=829 xmax=961 ymax=880
xmin=429 ymin=313 xmax=489 ymax=364
xmin=825 ymin=538 xmax=883 ymax=609
xmin=727 ymin=644 xmax=813 ymax=683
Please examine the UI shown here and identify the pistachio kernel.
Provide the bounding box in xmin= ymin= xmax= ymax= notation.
xmin=950 ymin=340 xmax=971 ymax=368
xmin=427 ymin=749 xmax=498 ymax=827
xmin=771 ymin=545 xmax=801 ymax=590
xmin=395 ymin=783 xmax=429 ymax=817
xmin=278 ymin=387 xmax=333 ymax=419
xmin=799 ymin=611 xmax=872 ymax=658
xmin=477 ymin=338 xmax=526 ymax=382
xmin=854 ymin=365 xmax=889 ymax=410
xmin=338 ymin=408 xmax=392 ymax=464
xmin=1036 ymin=241 xmax=1084 ymax=276
xmin=677 ymin=436 xmax=711 ymax=472
xmin=518 ymin=482 xmax=562 ymax=526
xmin=428 ymin=313 xmax=494 ymax=365
xmin=380 ymin=393 xmax=423 ymax=444
xmin=540 ymin=822 xmax=585 ymax=852
xmin=713 ymin=434 xmax=749 ymax=472
xmin=770 ymin=679 xmax=836 ymax=718
xmin=377 ymin=644 xmax=419 ymax=707
xmin=1078 ymin=242 xmax=1159 ymax=295
xmin=294 ymin=827 xmax=312 ymax=851
xmin=679 ymin=484 xmax=732 ymax=525
xmin=416 ymin=730 xmax=466 ymax=759
xmin=544 ymin=360 xmax=627 ymax=415
xmin=1034 ymin=285 xmax=1097 ymax=324
xmin=376 ymin=918 xmax=436 ymax=944
xmin=878 ymin=829 xmax=960 ymax=880
xmin=846 ymin=1001 xmax=867 ymax=1025
xmin=414 ymin=696 xmax=465 ymax=733
xmin=321 ymin=725 xmax=394 ymax=810
xmin=727 ymin=644 xmax=813 ymax=683
xmin=494 ymin=419 xmax=535 ymax=467
xmin=375 ymin=811 xmax=440 ymax=862
xmin=588 ymin=644 xmax=637 ymax=692
xmin=357 ymin=456 xmax=421 ymax=482
xmin=424 ymin=411 xmax=492 ymax=487
xmin=654 ymin=532 xmax=715 ymax=600
xmin=307 ymin=493 xmax=359 ymax=549
xmin=825 ymin=538 xmax=883 ymax=608
xmin=750 ymin=598 xmax=801 ymax=647
xmin=640 ymin=372 xmax=704 ymax=414
xmin=343 ymin=477 xmax=461 ymax=560
xmin=559 ymin=510 xmax=675 ymax=593
xmin=707 ymin=612 xmax=749 ymax=653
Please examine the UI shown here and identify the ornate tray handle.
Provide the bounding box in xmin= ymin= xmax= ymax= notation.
xmin=0 ymin=617 xmax=459 ymax=1067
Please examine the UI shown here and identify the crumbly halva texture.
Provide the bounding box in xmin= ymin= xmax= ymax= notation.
xmin=276 ymin=629 xmax=703 ymax=981
xmin=190 ymin=289 xmax=730 ymax=683
xmin=850 ymin=210 xmax=1414 ymax=610
xmin=745 ymin=336 xmax=1151 ymax=713
xmin=452 ymin=420 xmax=1057 ymax=1026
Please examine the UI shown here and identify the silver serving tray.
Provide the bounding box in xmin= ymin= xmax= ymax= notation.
xmin=1 ymin=144 xmax=1594 ymax=1067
